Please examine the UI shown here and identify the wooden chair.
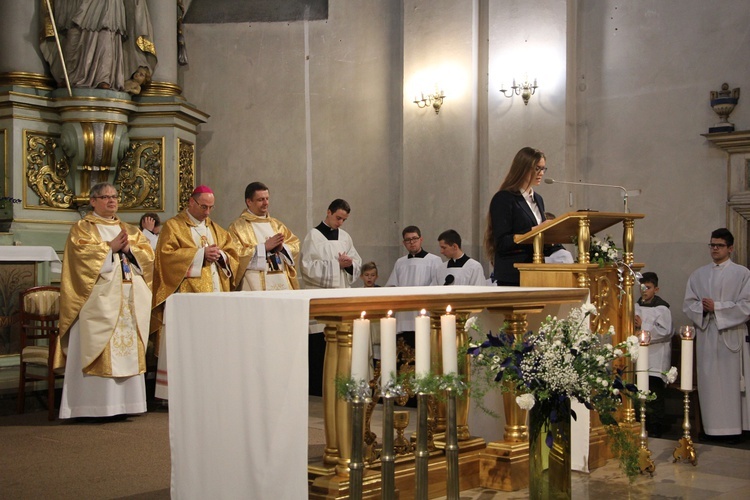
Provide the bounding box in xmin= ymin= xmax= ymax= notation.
xmin=17 ymin=286 xmax=63 ymax=421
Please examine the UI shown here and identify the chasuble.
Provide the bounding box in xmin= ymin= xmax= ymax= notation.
xmin=228 ymin=210 xmax=300 ymax=291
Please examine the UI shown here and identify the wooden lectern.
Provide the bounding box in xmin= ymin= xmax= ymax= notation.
xmin=514 ymin=211 xmax=644 ymax=343
xmin=515 ymin=211 xmax=645 ymax=470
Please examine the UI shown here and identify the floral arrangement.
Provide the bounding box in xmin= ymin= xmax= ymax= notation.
xmin=586 ymin=234 xmax=621 ymax=266
xmin=467 ymin=304 xmax=668 ymax=479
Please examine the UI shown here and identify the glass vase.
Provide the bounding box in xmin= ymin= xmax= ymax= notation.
xmin=528 ymin=401 xmax=572 ymax=500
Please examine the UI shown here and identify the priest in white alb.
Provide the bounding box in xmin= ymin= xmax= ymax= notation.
xmin=432 ymin=229 xmax=487 ymax=286
xmin=58 ymin=182 xmax=154 ymax=419
xmin=683 ymin=228 xmax=750 ymax=440
xmin=385 ymin=225 xmax=442 ymax=347
xmin=301 ymin=198 xmax=362 ymax=289
xmin=229 ymin=181 xmax=300 ymax=291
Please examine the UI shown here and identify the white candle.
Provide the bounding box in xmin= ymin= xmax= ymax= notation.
xmin=380 ymin=310 xmax=397 ymax=390
xmin=441 ymin=306 xmax=458 ymax=375
xmin=637 ymin=344 xmax=649 ymax=399
xmin=351 ymin=312 xmax=370 ymax=382
xmin=415 ymin=309 xmax=431 ymax=378
xmin=680 ymin=337 xmax=694 ymax=391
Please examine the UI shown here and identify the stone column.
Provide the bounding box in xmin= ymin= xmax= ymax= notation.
xmin=0 ymin=0 xmax=53 ymax=87
xmin=145 ymin=0 xmax=180 ymax=96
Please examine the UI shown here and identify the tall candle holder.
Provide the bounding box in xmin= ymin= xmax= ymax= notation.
xmin=415 ymin=391 xmax=431 ymax=500
xmin=349 ymin=395 xmax=366 ymax=500
xmin=673 ymin=326 xmax=697 ymax=466
xmin=379 ymin=377 xmax=408 ymax=500
xmin=638 ymin=400 xmax=655 ymax=475
xmin=445 ymin=387 xmax=460 ymax=500
xmin=380 ymin=394 xmax=396 ymax=500
xmin=637 ymin=330 xmax=655 ymax=475
xmin=673 ymin=390 xmax=698 ymax=466
xmin=337 ymin=374 xmax=372 ymax=500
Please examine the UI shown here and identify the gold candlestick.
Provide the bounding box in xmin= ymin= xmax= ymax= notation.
xmin=380 ymin=395 xmax=396 ymax=500
xmin=673 ymin=390 xmax=698 ymax=466
xmin=348 ymin=397 xmax=365 ymax=499
xmin=415 ymin=392 xmax=430 ymax=500
xmin=445 ymin=388 xmax=460 ymax=499
xmin=638 ymin=400 xmax=655 ymax=475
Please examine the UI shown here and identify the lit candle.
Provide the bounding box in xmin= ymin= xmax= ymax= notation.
xmin=636 ymin=331 xmax=650 ymax=399
xmin=351 ymin=312 xmax=370 ymax=383
xmin=415 ymin=309 xmax=430 ymax=378
xmin=380 ymin=310 xmax=397 ymax=390
xmin=679 ymin=326 xmax=695 ymax=391
xmin=441 ymin=306 xmax=458 ymax=375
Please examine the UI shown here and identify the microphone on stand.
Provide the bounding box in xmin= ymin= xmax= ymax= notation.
xmin=443 ymin=274 xmax=455 ymax=286
xmin=544 ymin=178 xmax=641 ymax=213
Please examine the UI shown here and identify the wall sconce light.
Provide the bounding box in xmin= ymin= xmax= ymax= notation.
xmin=413 ymin=88 xmax=446 ymax=114
xmin=500 ymin=78 xmax=538 ymax=105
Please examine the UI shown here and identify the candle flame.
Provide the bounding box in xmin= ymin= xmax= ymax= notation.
xmin=387 ymin=310 xmax=393 ymax=318
xmin=360 ymin=311 xmax=366 ymax=319
xmin=446 ymin=305 xmax=452 ymax=314
xmin=638 ymin=330 xmax=651 ymax=345
xmin=419 ymin=308 xmax=427 ymax=316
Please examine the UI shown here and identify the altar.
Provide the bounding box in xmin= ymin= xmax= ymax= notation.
xmin=164 ymin=285 xmax=587 ymax=499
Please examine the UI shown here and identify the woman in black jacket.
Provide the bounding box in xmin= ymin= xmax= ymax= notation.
xmin=485 ymin=147 xmax=552 ymax=286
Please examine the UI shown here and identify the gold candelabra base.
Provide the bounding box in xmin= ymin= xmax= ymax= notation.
xmin=638 ymin=399 xmax=655 ymax=475
xmin=673 ymin=390 xmax=698 ymax=466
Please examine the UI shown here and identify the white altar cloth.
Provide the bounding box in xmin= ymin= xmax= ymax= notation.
xmin=0 ymin=245 xmax=62 ymax=273
xmin=165 ymin=286 xmax=589 ymax=498
xmin=166 ymin=291 xmax=311 ymax=500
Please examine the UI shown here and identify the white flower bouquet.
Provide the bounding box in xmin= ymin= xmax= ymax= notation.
xmin=587 ymin=234 xmax=621 ymax=266
xmin=468 ymin=304 xmax=654 ymax=478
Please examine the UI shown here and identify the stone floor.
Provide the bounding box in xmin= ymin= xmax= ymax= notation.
xmin=6 ymin=368 xmax=750 ymax=499
xmin=436 ymin=437 xmax=750 ymax=499
xmin=308 ymin=395 xmax=750 ymax=499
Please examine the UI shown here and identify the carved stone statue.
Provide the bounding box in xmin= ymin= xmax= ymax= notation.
xmin=40 ymin=0 xmax=157 ymax=92
xmin=124 ymin=65 xmax=151 ymax=95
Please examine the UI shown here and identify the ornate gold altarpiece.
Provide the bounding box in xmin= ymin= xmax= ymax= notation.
xmin=307 ymin=286 xmax=588 ymax=499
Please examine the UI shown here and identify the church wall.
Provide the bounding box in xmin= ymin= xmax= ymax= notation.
xmin=180 ymin=0 xmax=404 ymax=278
xmin=572 ymin=0 xmax=750 ymax=326
xmin=402 ymin=0 xmax=482 ymax=265
xmin=179 ymin=0 xmax=750 ymax=304
xmin=484 ymin=0 xmax=570 ymax=259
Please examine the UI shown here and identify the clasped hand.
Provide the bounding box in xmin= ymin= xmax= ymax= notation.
xmin=337 ymin=252 xmax=353 ymax=269
xmin=109 ymin=229 xmax=130 ymax=254
xmin=204 ymin=244 xmax=221 ymax=263
xmin=702 ymin=297 xmax=715 ymax=313
xmin=265 ymin=233 xmax=284 ymax=253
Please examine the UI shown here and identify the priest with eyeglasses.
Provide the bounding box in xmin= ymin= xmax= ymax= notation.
xmin=150 ymin=185 xmax=240 ymax=399
xmin=58 ymin=182 xmax=155 ymax=419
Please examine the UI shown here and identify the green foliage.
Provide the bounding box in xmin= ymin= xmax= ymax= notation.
xmin=605 ymin=424 xmax=640 ymax=481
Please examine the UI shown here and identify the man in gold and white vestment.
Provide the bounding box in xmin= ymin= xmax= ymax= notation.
xmin=150 ymin=185 xmax=240 ymax=399
xmin=228 ymin=181 xmax=300 ymax=291
xmin=58 ymin=182 xmax=155 ymax=418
